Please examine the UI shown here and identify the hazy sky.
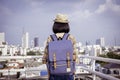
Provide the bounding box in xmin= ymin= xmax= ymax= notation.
xmin=0 ymin=0 xmax=120 ymax=46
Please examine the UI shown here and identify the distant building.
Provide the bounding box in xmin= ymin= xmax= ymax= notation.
xmin=22 ymin=32 xmax=29 ymax=48
xmin=30 ymin=40 xmax=34 ymax=48
xmin=91 ymin=45 xmax=102 ymax=56
xmin=96 ymin=37 xmax=105 ymax=47
xmin=0 ymin=33 xmax=7 ymax=56
xmin=19 ymin=47 xmax=27 ymax=56
xmin=34 ymin=37 xmax=39 ymax=47
xmin=0 ymin=45 xmax=7 ymax=56
xmin=0 ymin=33 xmax=5 ymax=45
xmin=9 ymin=45 xmax=17 ymax=56
xmin=85 ymin=45 xmax=102 ymax=56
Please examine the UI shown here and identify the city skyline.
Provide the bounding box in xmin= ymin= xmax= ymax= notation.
xmin=0 ymin=0 xmax=120 ymax=46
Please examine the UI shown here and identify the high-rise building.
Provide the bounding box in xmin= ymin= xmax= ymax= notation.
xmin=96 ymin=37 xmax=105 ymax=47
xmin=34 ymin=37 xmax=39 ymax=47
xmin=30 ymin=40 xmax=34 ymax=48
xmin=22 ymin=32 xmax=29 ymax=48
xmin=0 ymin=32 xmax=5 ymax=45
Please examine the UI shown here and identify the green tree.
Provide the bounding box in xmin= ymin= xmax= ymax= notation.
xmin=27 ymin=51 xmax=36 ymax=55
xmin=107 ymin=52 xmax=120 ymax=59
xmin=96 ymin=51 xmax=120 ymax=66
xmin=107 ymin=52 xmax=113 ymax=58
xmin=0 ymin=51 xmax=2 ymax=55
xmin=27 ymin=51 xmax=43 ymax=55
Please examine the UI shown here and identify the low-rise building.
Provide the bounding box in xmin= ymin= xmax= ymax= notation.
xmin=103 ymin=63 xmax=120 ymax=77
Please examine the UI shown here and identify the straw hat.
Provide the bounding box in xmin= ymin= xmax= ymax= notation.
xmin=54 ymin=13 xmax=69 ymax=23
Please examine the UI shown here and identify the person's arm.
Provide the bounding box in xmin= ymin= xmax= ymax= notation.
xmin=42 ymin=47 xmax=47 ymax=64
xmin=42 ymin=36 xmax=52 ymax=64
xmin=68 ymin=35 xmax=79 ymax=63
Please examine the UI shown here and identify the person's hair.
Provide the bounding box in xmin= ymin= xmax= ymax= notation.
xmin=52 ymin=22 xmax=70 ymax=33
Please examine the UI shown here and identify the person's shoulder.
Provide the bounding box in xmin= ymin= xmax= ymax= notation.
xmin=68 ymin=34 xmax=76 ymax=40
xmin=46 ymin=35 xmax=52 ymax=43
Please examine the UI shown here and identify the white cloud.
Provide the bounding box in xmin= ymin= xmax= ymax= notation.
xmin=95 ymin=4 xmax=107 ymax=14
xmin=95 ymin=0 xmax=120 ymax=15
xmin=69 ymin=9 xmax=93 ymax=22
xmin=84 ymin=10 xmax=93 ymax=17
xmin=70 ymin=0 xmax=120 ymax=19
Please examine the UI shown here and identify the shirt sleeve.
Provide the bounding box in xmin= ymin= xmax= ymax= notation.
xmin=42 ymin=36 xmax=52 ymax=64
xmin=68 ymin=34 xmax=78 ymax=63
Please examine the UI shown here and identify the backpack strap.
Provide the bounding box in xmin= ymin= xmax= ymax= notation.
xmin=50 ymin=34 xmax=58 ymax=41
xmin=62 ymin=33 xmax=69 ymax=40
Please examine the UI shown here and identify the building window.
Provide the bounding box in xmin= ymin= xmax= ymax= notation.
xmin=106 ymin=69 xmax=111 ymax=74
xmin=113 ymin=70 xmax=119 ymax=74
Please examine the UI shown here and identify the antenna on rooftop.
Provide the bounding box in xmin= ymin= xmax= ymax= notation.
xmin=114 ymin=36 xmax=116 ymax=46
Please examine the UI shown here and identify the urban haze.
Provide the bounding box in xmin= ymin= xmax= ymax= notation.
xmin=0 ymin=0 xmax=120 ymax=46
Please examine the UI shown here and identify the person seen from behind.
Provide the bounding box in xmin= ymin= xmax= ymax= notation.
xmin=42 ymin=13 xmax=78 ymax=80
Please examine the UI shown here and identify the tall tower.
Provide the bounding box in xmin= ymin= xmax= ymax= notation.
xmin=0 ymin=32 xmax=5 ymax=45
xmin=22 ymin=32 xmax=29 ymax=48
xmin=34 ymin=37 xmax=39 ymax=47
xmin=96 ymin=37 xmax=105 ymax=47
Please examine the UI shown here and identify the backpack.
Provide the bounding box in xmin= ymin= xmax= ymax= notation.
xmin=47 ymin=33 xmax=75 ymax=75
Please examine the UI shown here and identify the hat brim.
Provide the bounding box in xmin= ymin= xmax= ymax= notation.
xmin=54 ymin=20 xmax=69 ymax=23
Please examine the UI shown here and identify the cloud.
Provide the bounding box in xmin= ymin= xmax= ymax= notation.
xmin=70 ymin=0 xmax=120 ymax=22
xmin=95 ymin=4 xmax=107 ymax=14
xmin=69 ymin=10 xmax=93 ymax=22
xmin=95 ymin=0 xmax=120 ymax=15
